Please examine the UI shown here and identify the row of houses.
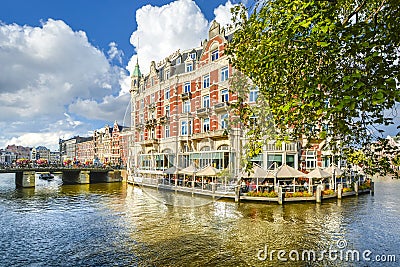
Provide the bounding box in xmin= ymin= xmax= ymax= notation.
xmin=59 ymin=122 xmax=131 ymax=167
xmin=0 ymin=145 xmax=59 ymax=165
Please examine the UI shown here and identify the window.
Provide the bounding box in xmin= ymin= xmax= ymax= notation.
xmin=140 ymin=131 xmax=144 ymax=141
xmin=165 ymin=125 xmax=170 ymax=138
xmin=203 ymin=74 xmax=210 ymax=88
xmin=181 ymin=121 xmax=192 ymax=135
xmin=221 ymin=66 xmax=229 ymax=82
xmin=165 ymin=105 xmax=170 ymax=117
xmin=221 ymin=89 xmax=229 ymax=102
xmin=181 ymin=121 xmax=188 ymax=135
xmin=267 ymin=154 xmax=283 ymax=169
xmin=286 ymin=155 xmax=295 ymax=168
xmin=306 ymin=151 xmax=316 ymax=169
xmin=184 ymin=82 xmax=191 ymax=93
xmin=176 ymin=57 xmax=181 ymax=64
xmin=150 ymin=128 xmax=155 ymax=139
xmin=186 ymin=63 xmax=193 ymax=72
xmin=151 ymin=93 xmax=155 ymax=103
xmin=183 ymin=101 xmax=190 ymax=113
xmin=203 ymin=95 xmax=210 ymax=108
xmin=221 ymin=114 xmax=228 ymax=129
xmin=211 ymin=49 xmax=219 ymax=61
xmin=140 ymin=99 xmax=144 ymax=109
xmin=190 ymin=52 xmax=196 ymax=60
xmin=139 ymin=113 xmax=144 ymax=124
xmin=249 ymin=88 xmax=259 ymax=102
xmin=203 ymin=118 xmax=210 ymax=132
xmin=165 ymin=70 xmax=170 ymax=80
xmin=165 ymin=87 xmax=170 ymax=100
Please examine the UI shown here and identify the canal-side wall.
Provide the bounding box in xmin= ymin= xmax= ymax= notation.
xmin=130 ymin=180 xmax=372 ymax=204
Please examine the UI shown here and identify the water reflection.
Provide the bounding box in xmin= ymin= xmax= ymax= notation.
xmin=0 ymin=173 xmax=399 ymax=266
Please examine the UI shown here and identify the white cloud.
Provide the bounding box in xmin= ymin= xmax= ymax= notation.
xmin=0 ymin=19 xmax=129 ymax=150
xmin=214 ymin=1 xmax=236 ymax=28
xmin=128 ymin=0 xmax=209 ymax=75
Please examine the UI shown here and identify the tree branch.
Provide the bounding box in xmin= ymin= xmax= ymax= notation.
xmin=342 ymin=0 xmax=367 ymax=26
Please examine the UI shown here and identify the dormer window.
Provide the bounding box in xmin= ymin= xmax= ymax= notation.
xmin=176 ymin=57 xmax=181 ymax=64
xmin=186 ymin=63 xmax=193 ymax=72
xmin=165 ymin=70 xmax=170 ymax=80
xmin=190 ymin=52 xmax=196 ymax=60
xmin=211 ymin=49 xmax=219 ymax=61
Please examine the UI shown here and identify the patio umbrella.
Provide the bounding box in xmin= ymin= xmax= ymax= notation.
xmin=266 ymin=164 xmax=304 ymax=186
xmin=197 ymin=165 xmax=221 ymax=189
xmin=324 ymin=165 xmax=344 ymax=190
xmin=163 ymin=166 xmax=180 ymax=175
xmin=305 ymin=166 xmax=331 ymax=192
xmin=180 ymin=165 xmax=198 ymax=187
xmin=197 ymin=165 xmax=220 ymax=176
xmin=275 ymin=164 xmax=304 ymax=178
xmin=323 ymin=165 xmax=344 ymax=176
xmin=305 ymin=167 xmax=331 ymax=179
xmin=241 ymin=164 xmax=269 ymax=178
xmin=180 ymin=165 xmax=198 ymax=174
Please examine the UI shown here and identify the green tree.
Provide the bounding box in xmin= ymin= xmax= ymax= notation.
xmin=226 ymin=0 xmax=400 ymax=174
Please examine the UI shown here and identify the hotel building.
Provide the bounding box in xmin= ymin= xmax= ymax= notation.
xmin=128 ymin=21 xmax=303 ymax=181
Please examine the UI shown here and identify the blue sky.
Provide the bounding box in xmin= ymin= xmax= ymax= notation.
xmin=0 ymin=0 xmax=246 ymax=150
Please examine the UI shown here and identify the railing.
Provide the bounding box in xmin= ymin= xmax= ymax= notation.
xmin=181 ymin=92 xmax=191 ymax=100
xmin=213 ymin=102 xmax=228 ymax=112
xmin=196 ymin=107 xmax=210 ymax=117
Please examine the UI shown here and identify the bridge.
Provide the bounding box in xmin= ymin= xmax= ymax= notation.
xmin=0 ymin=167 xmax=126 ymax=188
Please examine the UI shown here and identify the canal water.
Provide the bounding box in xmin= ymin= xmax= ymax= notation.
xmin=0 ymin=173 xmax=399 ymax=266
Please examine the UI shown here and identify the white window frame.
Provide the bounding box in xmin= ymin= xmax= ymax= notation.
xmin=203 ymin=74 xmax=210 ymax=88
xmin=221 ymin=66 xmax=229 ymax=82
xmin=249 ymin=88 xmax=259 ymax=103
xmin=186 ymin=63 xmax=193 ymax=72
xmin=211 ymin=49 xmax=219 ymax=61
xmin=181 ymin=121 xmax=188 ymax=136
xmin=221 ymin=89 xmax=229 ymax=103
xmin=165 ymin=87 xmax=170 ymax=100
xmin=221 ymin=114 xmax=228 ymax=129
xmin=165 ymin=70 xmax=170 ymax=80
xmin=165 ymin=125 xmax=170 ymax=138
xmin=203 ymin=95 xmax=210 ymax=108
xmin=183 ymin=100 xmax=190 ymax=113
xmin=203 ymin=118 xmax=210 ymax=132
xmin=165 ymin=105 xmax=170 ymax=117
xmin=184 ymin=82 xmax=191 ymax=93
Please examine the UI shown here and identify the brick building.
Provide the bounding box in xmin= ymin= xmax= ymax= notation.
xmin=128 ymin=21 xmax=307 ymax=181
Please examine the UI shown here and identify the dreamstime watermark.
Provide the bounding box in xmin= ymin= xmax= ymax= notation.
xmin=257 ymin=239 xmax=397 ymax=263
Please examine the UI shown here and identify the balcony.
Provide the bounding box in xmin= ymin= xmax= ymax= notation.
xmin=135 ymin=123 xmax=144 ymax=129
xmin=181 ymin=92 xmax=192 ymax=100
xmin=213 ymin=102 xmax=228 ymax=112
xmin=149 ymin=103 xmax=156 ymax=110
xmin=191 ymin=129 xmax=228 ymax=140
xmin=158 ymin=115 xmax=169 ymax=124
xmin=145 ymin=119 xmax=157 ymax=128
xmin=178 ymin=135 xmax=192 ymax=141
xmin=141 ymin=138 xmax=159 ymax=146
xmin=196 ymin=107 xmax=210 ymax=117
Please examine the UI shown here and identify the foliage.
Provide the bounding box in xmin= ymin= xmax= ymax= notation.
xmin=343 ymin=187 xmax=353 ymax=193
xmin=322 ymin=189 xmax=335 ymax=196
xmin=246 ymin=190 xmax=278 ymax=197
xmin=226 ymin=0 xmax=400 ymax=174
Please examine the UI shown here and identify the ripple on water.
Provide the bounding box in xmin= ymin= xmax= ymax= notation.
xmin=0 ymin=174 xmax=399 ymax=266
